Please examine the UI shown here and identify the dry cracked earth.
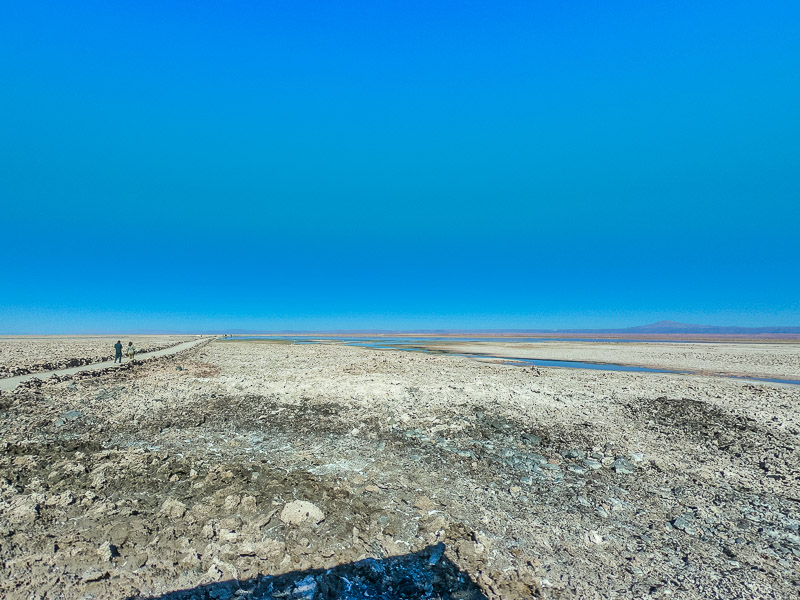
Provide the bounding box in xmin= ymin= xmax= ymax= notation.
xmin=1 ymin=338 xmax=799 ymax=599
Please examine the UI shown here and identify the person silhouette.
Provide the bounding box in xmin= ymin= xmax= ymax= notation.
xmin=114 ymin=340 xmax=123 ymax=363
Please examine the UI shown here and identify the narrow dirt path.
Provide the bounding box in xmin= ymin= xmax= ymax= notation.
xmin=0 ymin=337 xmax=214 ymax=392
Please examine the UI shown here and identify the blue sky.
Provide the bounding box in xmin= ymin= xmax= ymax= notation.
xmin=1 ymin=1 xmax=799 ymax=333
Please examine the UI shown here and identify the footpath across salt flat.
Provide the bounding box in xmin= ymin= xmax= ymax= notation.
xmin=0 ymin=337 xmax=213 ymax=392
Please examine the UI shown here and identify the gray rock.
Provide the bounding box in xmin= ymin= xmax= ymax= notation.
xmin=291 ymin=575 xmax=317 ymax=600
xmin=528 ymin=453 xmax=548 ymax=465
xmin=254 ymin=539 xmax=286 ymax=559
xmin=607 ymin=497 xmax=626 ymax=512
xmin=583 ymin=458 xmax=603 ymax=470
xmin=521 ymin=433 xmax=541 ymax=445
xmin=97 ymin=541 xmax=118 ymax=562
xmin=563 ymin=449 xmax=585 ymax=459
xmin=673 ymin=512 xmax=698 ymax=535
xmin=7 ymin=497 xmax=39 ymax=523
xmin=130 ymin=553 xmax=148 ymax=569
xmin=428 ymin=542 xmax=445 ymax=565
xmin=280 ymin=500 xmax=325 ymax=526
xmin=613 ymin=458 xmax=635 ymax=474
xmin=160 ymin=497 xmax=187 ymax=519
xmin=80 ymin=568 xmax=109 ymax=583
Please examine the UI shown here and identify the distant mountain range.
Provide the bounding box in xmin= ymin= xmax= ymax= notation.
xmin=565 ymin=320 xmax=800 ymax=335
xmin=65 ymin=321 xmax=800 ymax=337
xmin=116 ymin=320 xmax=800 ymax=336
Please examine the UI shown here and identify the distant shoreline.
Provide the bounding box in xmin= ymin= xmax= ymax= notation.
xmin=224 ymin=332 xmax=800 ymax=343
xmin=3 ymin=332 xmax=800 ymax=343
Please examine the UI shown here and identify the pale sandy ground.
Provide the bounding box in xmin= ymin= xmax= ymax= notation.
xmin=1 ymin=340 xmax=798 ymax=599
xmin=427 ymin=341 xmax=800 ymax=380
xmin=0 ymin=336 xmax=197 ymax=378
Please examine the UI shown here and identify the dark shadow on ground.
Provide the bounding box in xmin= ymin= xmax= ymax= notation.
xmin=128 ymin=544 xmax=487 ymax=599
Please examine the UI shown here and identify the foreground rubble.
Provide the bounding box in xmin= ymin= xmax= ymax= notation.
xmin=1 ymin=340 xmax=798 ymax=599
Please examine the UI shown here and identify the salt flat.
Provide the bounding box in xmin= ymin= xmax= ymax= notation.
xmin=1 ymin=339 xmax=798 ymax=599
xmin=428 ymin=340 xmax=800 ymax=380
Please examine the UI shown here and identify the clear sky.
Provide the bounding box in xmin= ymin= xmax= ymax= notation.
xmin=1 ymin=1 xmax=798 ymax=333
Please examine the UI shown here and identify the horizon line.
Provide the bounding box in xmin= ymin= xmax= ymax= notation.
xmin=3 ymin=320 xmax=800 ymax=337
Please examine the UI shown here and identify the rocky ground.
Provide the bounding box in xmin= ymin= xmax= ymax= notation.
xmin=0 ymin=336 xmax=197 ymax=378
xmin=1 ymin=339 xmax=799 ymax=599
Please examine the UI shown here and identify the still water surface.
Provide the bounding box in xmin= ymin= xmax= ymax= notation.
xmin=224 ymin=335 xmax=800 ymax=385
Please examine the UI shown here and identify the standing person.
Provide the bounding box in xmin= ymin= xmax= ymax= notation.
xmin=114 ymin=340 xmax=123 ymax=363
xmin=127 ymin=341 xmax=136 ymax=361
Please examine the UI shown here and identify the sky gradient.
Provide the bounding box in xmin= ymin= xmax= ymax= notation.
xmin=2 ymin=1 xmax=799 ymax=333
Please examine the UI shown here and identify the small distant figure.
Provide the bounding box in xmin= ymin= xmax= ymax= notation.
xmin=127 ymin=341 xmax=136 ymax=361
xmin=114 ymin=340 xmax=123 ymax=363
